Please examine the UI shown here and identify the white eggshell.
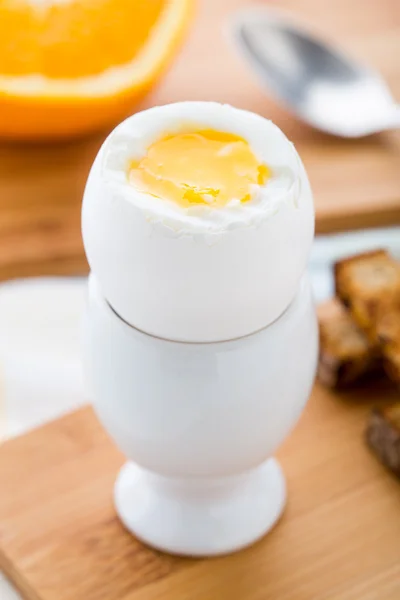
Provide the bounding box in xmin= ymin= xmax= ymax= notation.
xmin=82 ymin=102 xmax=314 ymax=342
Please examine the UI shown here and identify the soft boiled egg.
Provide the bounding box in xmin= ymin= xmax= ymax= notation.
xmin=82 ymin=102 xmax=314 ymax=342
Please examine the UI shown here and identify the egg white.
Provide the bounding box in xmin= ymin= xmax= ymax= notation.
xmin=100 ymin=101 xmax=303 ymax=239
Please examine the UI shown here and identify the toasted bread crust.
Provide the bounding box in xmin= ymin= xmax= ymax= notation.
xmin=334 ymin=249 xmax=389 ymax=301
xmin=335 ymin=249 xmax=400 ymax=338
xmin=377 ymin=308 xmax=400 ymax=383
xmin=366 ymin=404 xmax=400 ymax=478
xmin=334 ymin=249 xmax=400 ymax=384
xmin=318 ymin=300 xmax=379 ymax=388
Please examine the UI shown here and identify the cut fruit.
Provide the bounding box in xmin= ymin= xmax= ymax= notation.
xmin=0 ymin=0 xmax=193 ymax=139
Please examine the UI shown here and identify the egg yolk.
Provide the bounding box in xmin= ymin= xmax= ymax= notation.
xmin=128 ymin=129 xmax=270 ymax=208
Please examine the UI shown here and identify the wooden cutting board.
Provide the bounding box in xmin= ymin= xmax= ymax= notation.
xmin=1 ymin=379 xmax=400 ymax=600
xmin=0 ymin=0 xmax=399 ymax=282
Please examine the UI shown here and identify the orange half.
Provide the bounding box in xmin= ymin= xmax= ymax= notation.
xmin=0 ymin=0 xmax=193 ymax=139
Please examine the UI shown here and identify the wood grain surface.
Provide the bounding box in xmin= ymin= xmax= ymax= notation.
xmin=0 ymin=0 xmax=399 ymax=282
xmin=0 ymin=378 xmax=400 ymax=600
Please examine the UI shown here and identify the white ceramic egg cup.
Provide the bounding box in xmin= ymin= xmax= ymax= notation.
xmin=85 ymin=274 xmax=318 ymax=557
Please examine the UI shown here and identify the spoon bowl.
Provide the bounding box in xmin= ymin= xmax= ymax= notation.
xmin=232 ymin=9 xmax=399 ymax=137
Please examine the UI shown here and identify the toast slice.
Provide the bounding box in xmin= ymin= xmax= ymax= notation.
xmin=377 ymin=308 xmax=400 ymax=384
xmin=366 ymin=403 xmax=400 ymax=478
xmin=334 ymin=249 xmax=400 ymax=343
xmin=318 ymin=300 xmax=379 ymax=388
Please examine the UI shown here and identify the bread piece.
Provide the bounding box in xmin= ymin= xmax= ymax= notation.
xmin=377 ymin=308 xmax=400 ymax=384
xmin=318 ymin=300 xmax=379 ymax=388
xmin=366 ymin=403 xmax=400 ymax=478
xmin=334 ymin=249 xmax=400 ymax=343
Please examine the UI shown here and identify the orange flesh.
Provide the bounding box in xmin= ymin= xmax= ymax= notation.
xmin=0 ymin=0 xmax=165 ymax=78
xmin=128 ymin=129 xmax=270 ymax=208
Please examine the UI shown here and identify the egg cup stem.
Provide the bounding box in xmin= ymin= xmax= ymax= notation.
xmin=114 ymin=458 xmax=286 ymax=556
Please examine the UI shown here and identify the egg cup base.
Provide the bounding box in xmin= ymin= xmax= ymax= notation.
xmin=114 ymin=457 xmax=286 ymax=557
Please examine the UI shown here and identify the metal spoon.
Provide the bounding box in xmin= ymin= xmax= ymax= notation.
xmin=231 ymin=9 xmax=400 ymax=137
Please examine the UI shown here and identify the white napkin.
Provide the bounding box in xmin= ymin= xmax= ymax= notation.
xmin=0 ymin=278 xmax=87 ymax=440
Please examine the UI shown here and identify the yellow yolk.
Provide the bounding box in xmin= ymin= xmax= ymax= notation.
xmin=128 ymin=129 xmax=270 ymax=208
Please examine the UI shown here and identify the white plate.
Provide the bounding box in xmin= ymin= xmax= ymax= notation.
xmin=0 ymin=277 xmax=87 ymax=440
